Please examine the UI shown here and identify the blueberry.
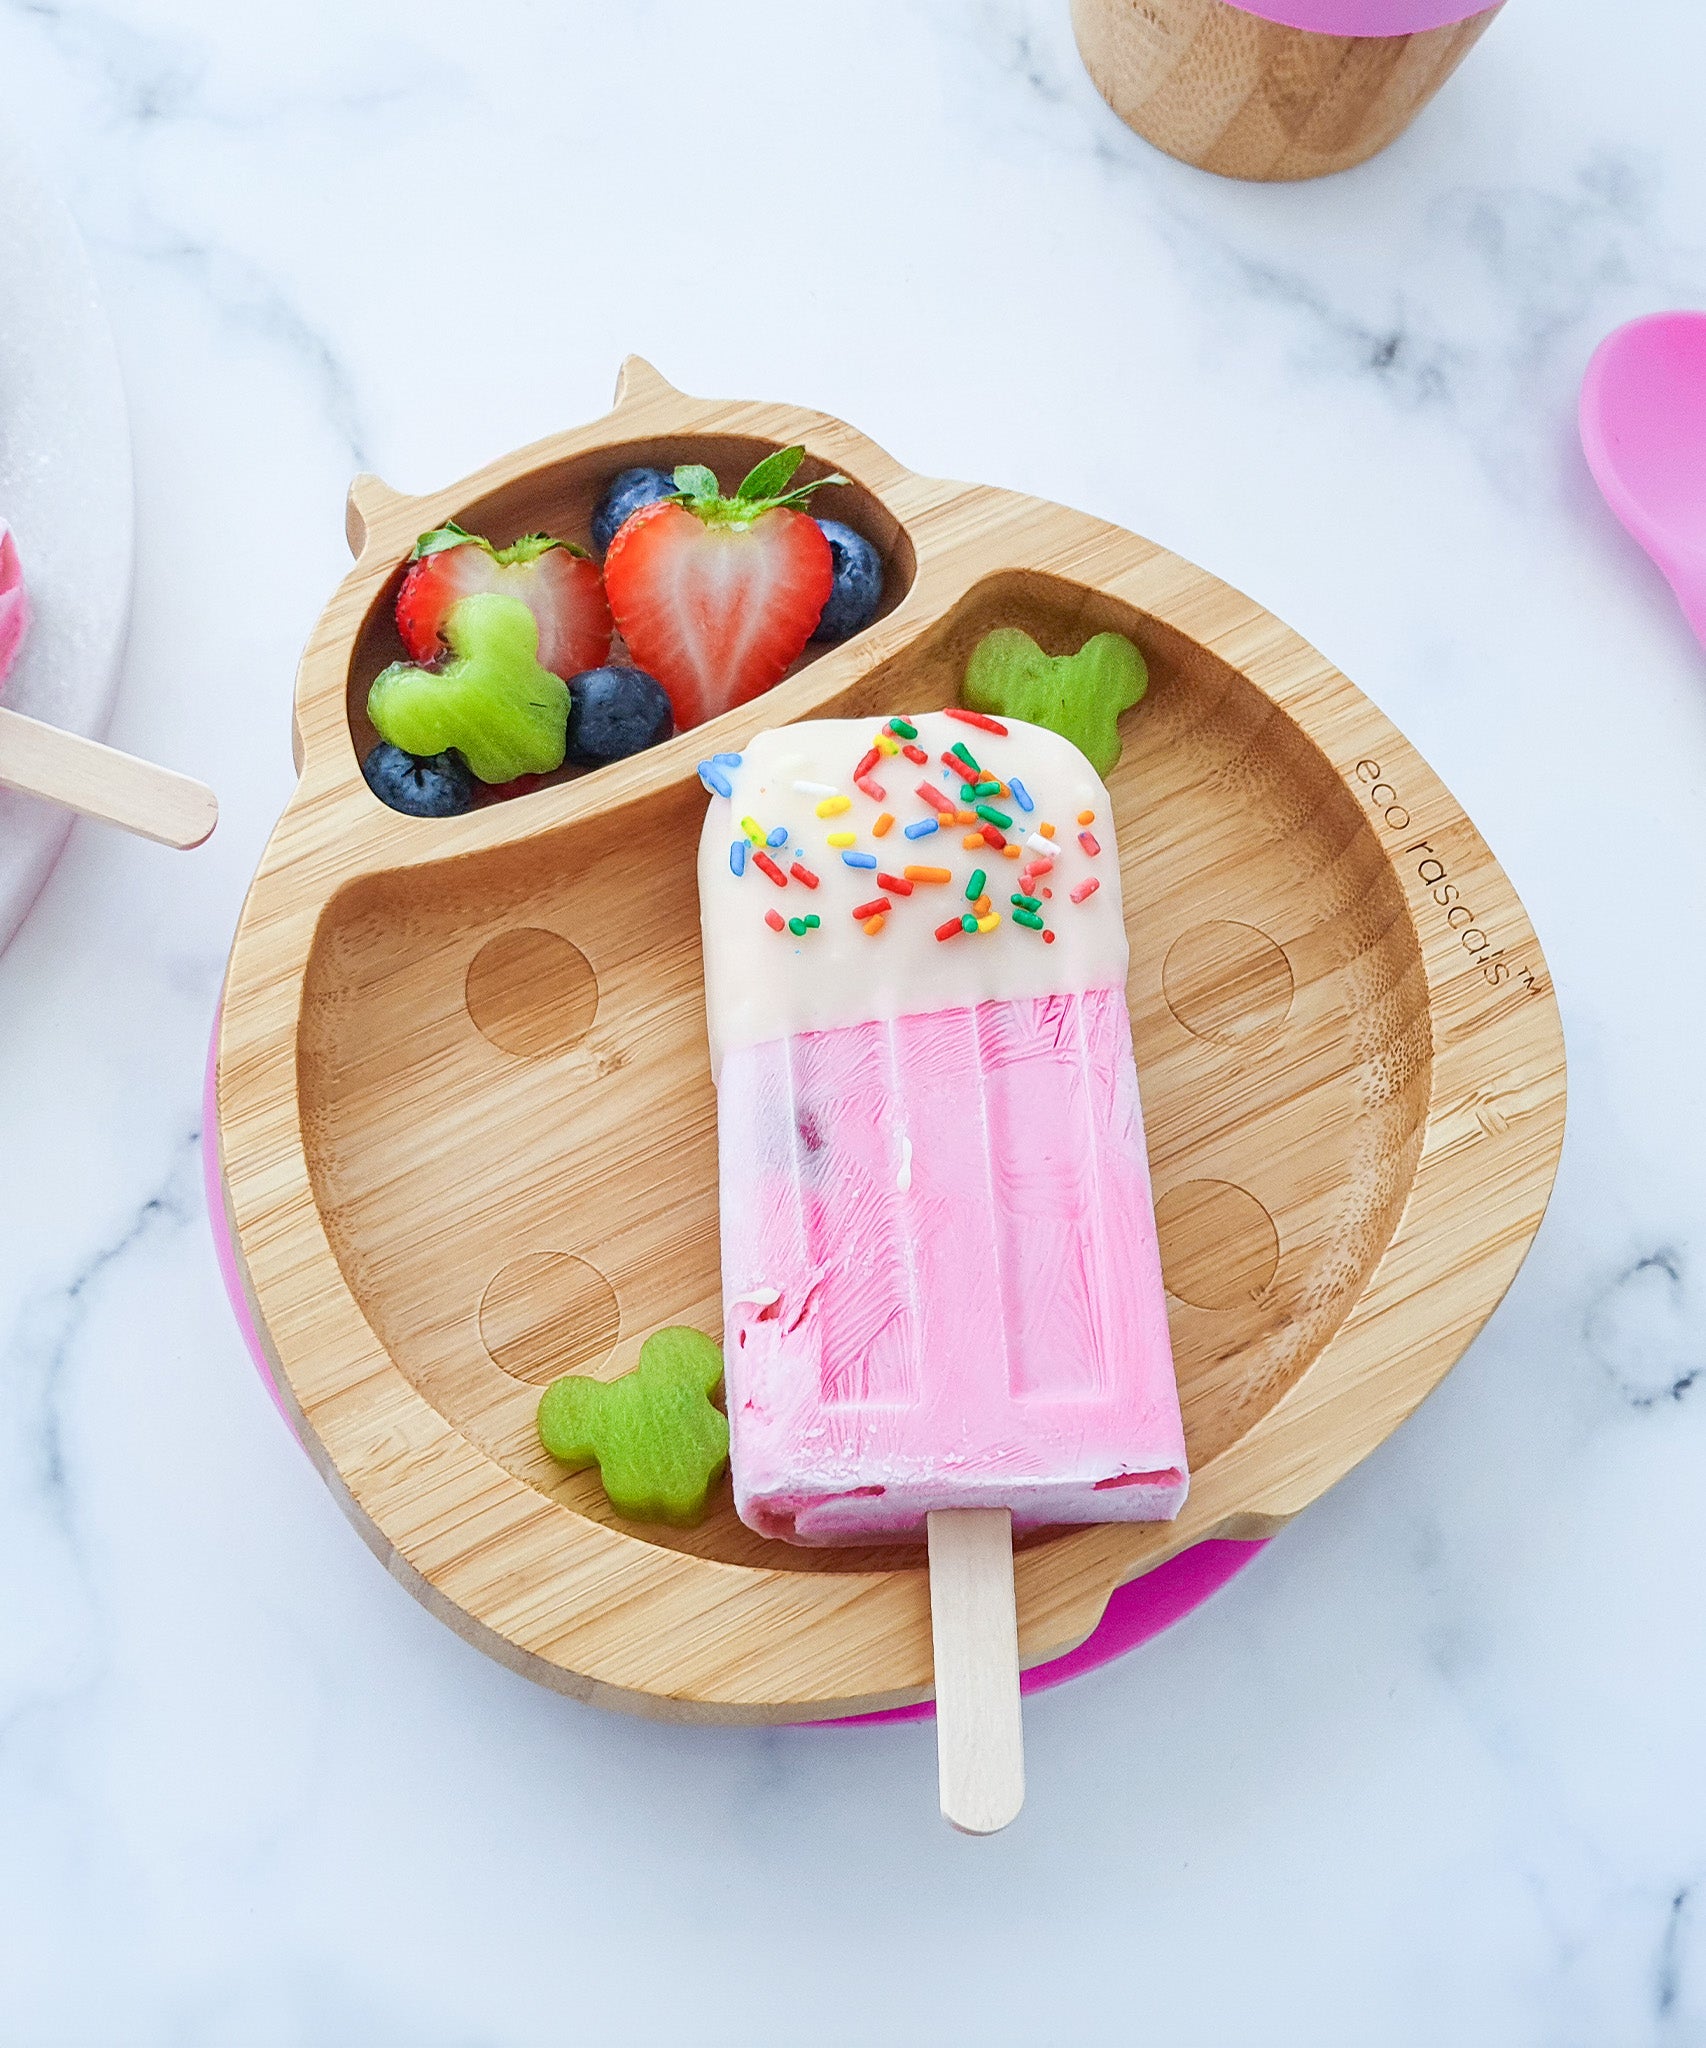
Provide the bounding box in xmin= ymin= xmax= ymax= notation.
xmin=591 ymin=467 xmax=679 ymax=555
xmin=362 ymin=741 xmax=475 ymax=817
xmin=810 ymin=519 xmax=884 ymax=642
xmin=565 ymin=666 xmax=674 ymax=765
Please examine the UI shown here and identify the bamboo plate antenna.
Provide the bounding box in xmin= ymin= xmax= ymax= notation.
xmin=929 ymin=1510 xmax=1025 ymax=1834
xmin=0 ymin=705 xmax=217 ymax=848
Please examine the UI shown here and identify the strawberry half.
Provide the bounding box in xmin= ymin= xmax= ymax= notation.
xmin=395 ymin=523 xmax=612 ymax=681
xmin=602 ymin=447 xmax=844 ymax=732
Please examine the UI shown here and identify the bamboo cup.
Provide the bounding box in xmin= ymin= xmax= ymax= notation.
xmin=1072 ymin=0 xmax=1504 ymax=182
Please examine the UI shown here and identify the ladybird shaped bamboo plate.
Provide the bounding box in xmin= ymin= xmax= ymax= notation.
xmin=214 ymin=359 xmax=1565 ymax=1722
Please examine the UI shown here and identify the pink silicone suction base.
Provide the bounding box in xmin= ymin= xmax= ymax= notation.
xmin=202 ymin=1013 xmax=1264 ymax=1721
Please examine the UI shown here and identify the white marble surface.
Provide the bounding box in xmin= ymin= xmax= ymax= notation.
xmin=3 ymin=3 xmax=1705 ymax=2040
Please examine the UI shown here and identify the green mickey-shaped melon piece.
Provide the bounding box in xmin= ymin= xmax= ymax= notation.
xmin=536 ymin=1325 xmax=730 ymax=1528
xmin=368 ymin=590 xmax=570 ymax=785
xmin=961 ymin=627 xmax=1148 ymax=776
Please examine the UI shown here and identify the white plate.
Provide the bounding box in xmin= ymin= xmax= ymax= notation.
xmin=0 ymin=130 xmax=134 ymax=956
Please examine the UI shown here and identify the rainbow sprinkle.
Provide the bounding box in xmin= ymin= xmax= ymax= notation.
xmin=711 ymin=712 xmax=1109 ymax=960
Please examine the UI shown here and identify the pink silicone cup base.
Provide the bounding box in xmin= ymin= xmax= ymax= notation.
xmin=201 ymin=1011 xmax=1264 ymax=1721
xmin=1229 ymin=0 xmax=1499 ymax=33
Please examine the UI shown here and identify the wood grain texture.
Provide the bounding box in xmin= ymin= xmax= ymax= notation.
xmin=1071 ymin=0 xmax=1501 ymax=181
xmin=929 ymin=1510 xmax=1024 ymax=1836
xmin=0 ymin=704 xmax=218 ymax=848
xmin=215 ymin=356 xmax=1565 ymax=1721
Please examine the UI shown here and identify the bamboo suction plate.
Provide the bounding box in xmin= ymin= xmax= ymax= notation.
xmin=215 ymin=360 xmax=1564 ymax=1722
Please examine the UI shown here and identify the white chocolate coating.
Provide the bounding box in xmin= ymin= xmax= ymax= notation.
xmin=697 ymin=713 xmax=1127 ymax=1072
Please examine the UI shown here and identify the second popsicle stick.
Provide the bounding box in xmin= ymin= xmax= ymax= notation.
xmin=927 ymin=1507 xmax=1025 ymax=1835
xmin=0 ymin=704 xmax=218 ymax=849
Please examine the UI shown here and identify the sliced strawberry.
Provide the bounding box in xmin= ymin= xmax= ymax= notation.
xmin=395 ymin=524 xmax=612 ymax=681
xmin=602 ymin=448 xmax=842 ymax=731
xmin=478 ymin=771 xmax=548 ymax=804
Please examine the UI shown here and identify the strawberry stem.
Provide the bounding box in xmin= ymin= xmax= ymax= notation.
xmin=410 ymin=522 xmax=588 ymax=563
xmin=668 ymin=446 xmax=848 ymax=530
xmin=737 ymin=446 xmax=805 ymax=501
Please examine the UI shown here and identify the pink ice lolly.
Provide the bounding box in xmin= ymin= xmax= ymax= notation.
xmin=699 ymin=713 xmax=1187 ymax=1546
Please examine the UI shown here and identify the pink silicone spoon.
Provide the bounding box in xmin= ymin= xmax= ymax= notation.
xmin=1580 ymin=311 xmax=1706 ymax=650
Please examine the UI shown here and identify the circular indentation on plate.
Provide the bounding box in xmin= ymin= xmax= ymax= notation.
xmin=1163 ymin=920 xmax=1293 ymax=1045
xmin=1155 ymin=1180 xmax=1280 ymax=1310
xmin=480 ymin=1252 xmax=620 ymax=1384
xmin=466 ymin=928 xmax=598 ymax=1058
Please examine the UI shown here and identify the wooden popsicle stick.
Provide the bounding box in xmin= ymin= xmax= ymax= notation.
xmin=0 ymin=705 xmax=218 ymax=849
xmin=927 ymin=1508 xmax=1025 ymax=1835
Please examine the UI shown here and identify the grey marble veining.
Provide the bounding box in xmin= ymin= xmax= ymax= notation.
xmin=2 ymin=2 xmax=1705 ymax=2041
